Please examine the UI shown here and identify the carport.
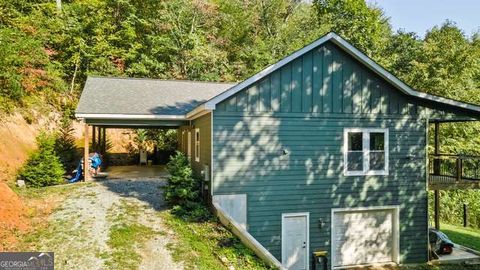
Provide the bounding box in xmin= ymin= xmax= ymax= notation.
xmin=75 ymin=76 xmax=233 ymax=180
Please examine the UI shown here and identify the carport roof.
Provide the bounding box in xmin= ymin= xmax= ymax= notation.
xmin=75 ymin=76 xmax=235 ymax=120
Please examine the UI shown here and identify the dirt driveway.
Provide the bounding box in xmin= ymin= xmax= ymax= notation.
xmin=36 ymin=177 xmax=183 ymax=270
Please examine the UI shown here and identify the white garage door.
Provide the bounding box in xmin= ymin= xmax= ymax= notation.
xmin=332 ymin=208 xmax=398 ymax=268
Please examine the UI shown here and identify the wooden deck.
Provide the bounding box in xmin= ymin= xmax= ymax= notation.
xmin=429 ymin=154 xmax=480 ymax=190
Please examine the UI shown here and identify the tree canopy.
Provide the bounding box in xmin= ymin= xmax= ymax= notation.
xmin=0 ymin=0 xmax=479 ymax=153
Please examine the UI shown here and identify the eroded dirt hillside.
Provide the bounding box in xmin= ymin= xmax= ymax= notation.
xmin=0 ymin=113 xmax=137 ymax=250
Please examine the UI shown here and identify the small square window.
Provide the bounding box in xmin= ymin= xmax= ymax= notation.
xmin=344 ymin=128 xmax=388 ymax=176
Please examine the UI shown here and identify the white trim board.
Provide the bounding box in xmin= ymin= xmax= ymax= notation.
xmin=190 ymin=32 xmax=480 ymax=116
xmin=212 ymin=194 xmax=247 ymax=230
xmin=213 ymin=201 xmax=284 ymax=269
xmin=281 ymin=212 xmax=310 ymax=270
xmin=331 ymin=206 xmax=400 ymax=269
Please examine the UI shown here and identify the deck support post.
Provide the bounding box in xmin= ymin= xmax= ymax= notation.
xmin=433 ymin=122 xmax=440 ymax=230
xmin=434 ymin=122 xmax=440 ymax=155
xmin=84 ymin=123 xmax=91 ymax=181
xmin=433 ymin=122 xmax=440 ymax=175
xmin=434 ymin=190 xmax=440 ymax=230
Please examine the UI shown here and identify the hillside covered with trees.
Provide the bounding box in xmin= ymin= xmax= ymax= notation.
xmin=1 ymin=0 xmax=479 ymax=125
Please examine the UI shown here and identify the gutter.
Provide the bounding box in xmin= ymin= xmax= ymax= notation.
xmin=75 ymin=113 xmax=187 ymax=120
xmin=185 ymin=104 xmax=213 ymax=120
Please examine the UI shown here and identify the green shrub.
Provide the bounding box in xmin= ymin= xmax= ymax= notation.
xmin=19 ymin=132 xmax=66 ymax=187
xmin=164 ymin=151 xmax=206 ymax=220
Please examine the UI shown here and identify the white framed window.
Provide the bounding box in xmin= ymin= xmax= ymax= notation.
xmin=343 ymin=128 xmax=389 ymax=176
xmin=195 ymin=128 xmax=200 ymax=162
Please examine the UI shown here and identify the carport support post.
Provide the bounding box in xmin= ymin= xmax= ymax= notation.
xmin=91 ymin=126 xmax=96 ymax=151
xmin=101 ymin=127 xmax=106 ymax=155
xmin=97 ymin=126 xmax=102 ymax=152
xmin=434 ymin=122 xmax=440 ymax=230
xmin=84 ymin=123 xmax=91 ymax=181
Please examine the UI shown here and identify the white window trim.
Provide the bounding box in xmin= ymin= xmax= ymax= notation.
xmin=331 ymin=206 xmax=400 ymax=269
xmin=281 ymin=212 xmax=310 ymax=269
xmin=195 ymin=128 xmax=200 ymax=162
xmin=343 ymin=128 xmax=389 ymax=176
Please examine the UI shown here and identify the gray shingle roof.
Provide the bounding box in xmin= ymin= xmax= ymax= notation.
xmin=76 ymin=76 xmax=235 ymax=117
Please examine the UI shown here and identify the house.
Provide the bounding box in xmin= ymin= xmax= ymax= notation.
xmin=76 ymin=32 xmax=480 ymax=269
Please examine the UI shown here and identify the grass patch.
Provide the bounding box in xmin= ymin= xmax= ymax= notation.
xmin=12 ymin=182 xmax=86 ymax=200
xmin=399 ymin=265 xmax=480 ymax=270
xmin=441 ymin=223 xmax=480 ymax=251
xmin=104 ymin=199 xmax=156 ymax=270
xmin=161 ymin=210 xmax=271 ymax=270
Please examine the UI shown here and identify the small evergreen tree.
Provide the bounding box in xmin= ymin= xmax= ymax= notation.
xmin=164 ymin=151 xmax=200 ymax=206
xmin=54 ymin=115 xmax=80 ymax=172
xmin=164 ymin=151 xmax=209 ymax=220
xmin=19 ymin=132 xmax=66 ymax=187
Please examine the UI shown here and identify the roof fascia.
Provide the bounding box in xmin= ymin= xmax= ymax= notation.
xmin=75 ymin=113 xmax=186 ymax=120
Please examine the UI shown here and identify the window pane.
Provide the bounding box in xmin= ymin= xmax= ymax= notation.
xmin=348 ymin=132 xmax=363 ymax=151
xmin=370 ymin=132 xmax=385 ymax=150
xmin=347 ymin=151 xmax=363 ymax=171
xmin=370 ymin=151 xmax=385 ymax=170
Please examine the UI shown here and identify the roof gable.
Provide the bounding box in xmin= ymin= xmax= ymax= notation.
xmin=189 ymin=32 xmax=480 ymax=118
xmin=215 ymin=41 xmax=420 ymax=115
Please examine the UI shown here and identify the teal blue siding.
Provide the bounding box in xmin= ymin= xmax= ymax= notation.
xmin=212 ymin=114 xmax=428 ymax=265
xmin=212 ymin=41 xmax=430 ymax=267
xmin=216 ymin=43 xmax=422 ymax=116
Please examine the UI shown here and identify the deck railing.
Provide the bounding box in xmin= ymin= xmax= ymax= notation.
xmin=429 ymin=154 xmax=480 ymax=188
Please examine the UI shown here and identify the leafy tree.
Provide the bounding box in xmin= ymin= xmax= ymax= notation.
xmin=313 ymin=0 xmax=392 ymax=59
xmin=19 ymin=132 xmax=66 ymax=187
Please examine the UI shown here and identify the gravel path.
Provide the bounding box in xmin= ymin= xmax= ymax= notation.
xmin=38 ymin=177 xmax=183 ymax=270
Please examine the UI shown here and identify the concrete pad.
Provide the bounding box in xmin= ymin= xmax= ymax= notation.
xmin=106 ymin=165 xmax=168 ymax=179
xmin=438 ymin=245 xmax=480 ymax=262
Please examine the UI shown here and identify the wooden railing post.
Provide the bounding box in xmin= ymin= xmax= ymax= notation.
xmin=456 ymin=157 xmax=462 ymax=182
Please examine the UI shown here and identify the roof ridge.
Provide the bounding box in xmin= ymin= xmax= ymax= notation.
xmin=87 ymin=75 xmax=237 ymax=85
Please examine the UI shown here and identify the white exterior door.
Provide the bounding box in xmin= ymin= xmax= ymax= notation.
xmin=332 ymin=208 xmax=398 ymax=268
xmin=282 ymin=213 xmax=309 ymax=270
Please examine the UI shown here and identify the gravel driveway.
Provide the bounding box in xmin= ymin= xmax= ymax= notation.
xmin=37 ymin=177 xmax=183 ymax=270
